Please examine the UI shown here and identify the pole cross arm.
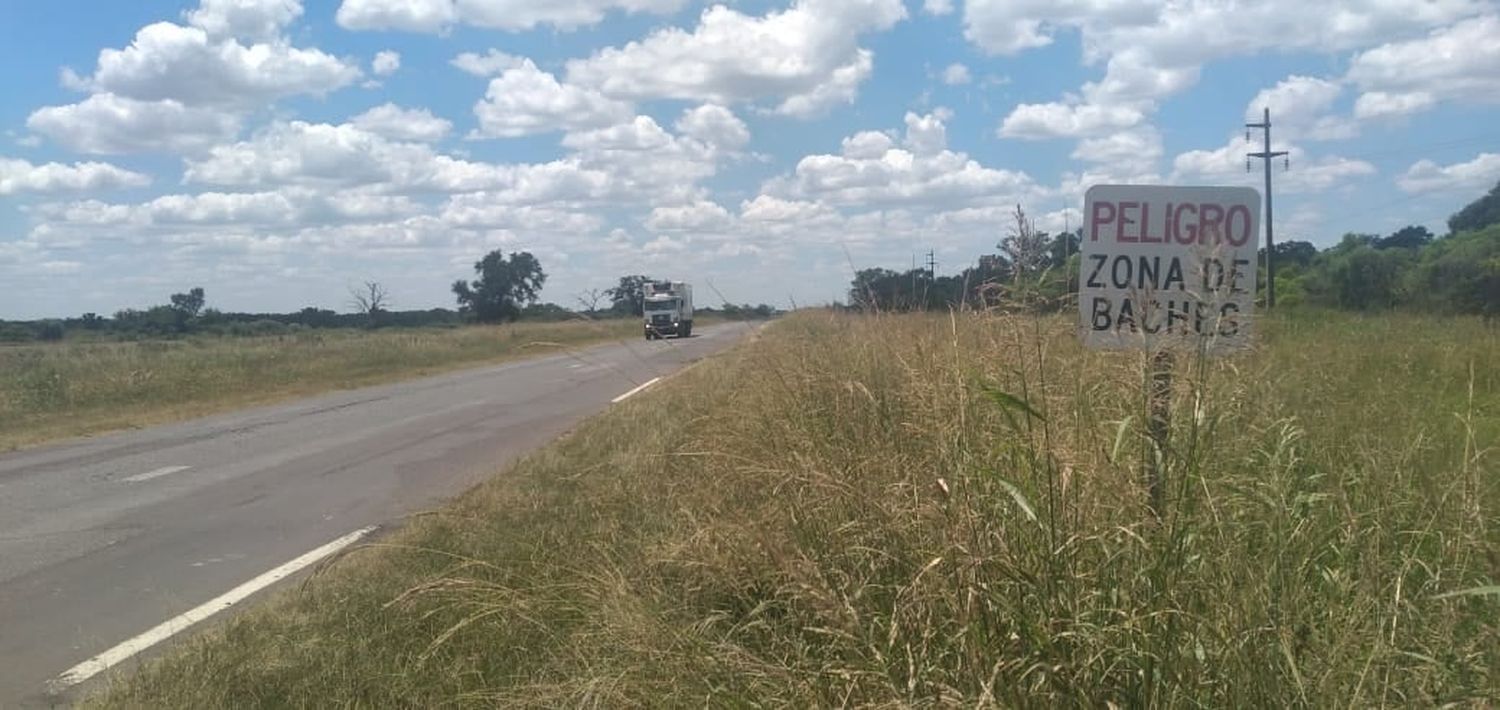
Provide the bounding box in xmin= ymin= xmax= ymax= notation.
xmin=1248 ymin=150 xmax=1289 ymax=158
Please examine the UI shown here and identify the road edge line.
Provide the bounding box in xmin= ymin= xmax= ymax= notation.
xmin=48 ymin=525 xmax=378 ymax=692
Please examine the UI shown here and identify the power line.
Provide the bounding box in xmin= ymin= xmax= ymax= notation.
xmin=1247 ymin=107 xmax=1288 ymax=309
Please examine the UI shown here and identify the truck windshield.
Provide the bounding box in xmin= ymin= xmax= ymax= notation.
xmin=645 ymin=299 xmax=678 ymax=311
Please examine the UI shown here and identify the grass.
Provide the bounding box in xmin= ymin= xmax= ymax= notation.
xmin=92 ymin=309 xmax=1498 ymax=707
xmin=0 ymin=319 xmax=643 ymax=451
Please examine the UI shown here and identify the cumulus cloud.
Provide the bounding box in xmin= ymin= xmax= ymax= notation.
xmin=765 ymin=109 xmax=1040 ymax=209
xmin=28 ymin=3 xmax=359 ymax=156
xmin=471 ymin=59 xmax=633 ymax=138
xmin=182 ymin=121 xmax=510 ymax=190
xmin=1171 ymin=141 xmax=1375 ymax=193
xmin=1348 ymin=14 xmax=1500 ymax=119
xmin=565 ymin=0 xmax=907 ymax=117
xmin=26 ymin=93 xmax=241 ymax=154
xmin=646 ymin=201 xmax=732 ymax=231
xmin=941 ymin=63 xmax=971 ymax=85
xmin=923 ymin=0 xmax=954 ymax=16
xmin=674 ymin=104 xmax=750 ymax=151
xmin=1246 ymin=75 xmax=1356 ymax=141
xmin=0 ymin=157 xmax=151 ymax=195
xmin=71 ymin=21 xmax=359 ymax=108
xmin=1000 ymin=102 xmax=1144 ymax=139
xmin=982 ymin=1 xmax=1488 ymax=148
xmin=335 ymin=0 xmax=687 ymax=33
xmin=1397 ymin=152 xmax=1500 ymax=194
xmin=372 ymin=50 xmax=401 ymax=76
xmin=451 ymin=49 xmax=525 ymax=76
xmin=1070 ymin=127 xmax=1162 ymax=173
xmin=350 ymin=103 xmax=452 ymax=142
xmin=185 ymin=0 xmax=303 ymax=40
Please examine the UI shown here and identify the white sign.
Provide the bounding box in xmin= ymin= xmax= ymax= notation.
xmin=1080 ymin=185 xmax=1261 ymax=353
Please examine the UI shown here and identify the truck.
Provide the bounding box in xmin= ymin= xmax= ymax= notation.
xmin=643 ymin=281 xmax=693 ymax=339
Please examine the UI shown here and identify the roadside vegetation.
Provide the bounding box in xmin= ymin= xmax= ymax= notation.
xmin=94 ymin=309 xmax=1498 ymax=707
xmin=847 ymin=181 xmax=1500 ymax=320
xmin=0 ymin=319 xmax=645 ymax=451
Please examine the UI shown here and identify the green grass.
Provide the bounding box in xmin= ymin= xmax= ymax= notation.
xmin=92 ymin=310 xmax=1498 ymax=707
xmin=0 ymin=319 xmax=642 ymax=451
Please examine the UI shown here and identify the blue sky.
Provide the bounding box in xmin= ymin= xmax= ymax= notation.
xmin=2 ymin=0 xmax=1498 ymax=318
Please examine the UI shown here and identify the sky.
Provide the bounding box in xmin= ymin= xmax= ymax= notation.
xmin=2 ymin=0 xmax=1498 ymax=319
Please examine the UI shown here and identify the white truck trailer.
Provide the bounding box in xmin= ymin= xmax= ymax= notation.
xmin=643 ymin=281 xmax=693 ymax=339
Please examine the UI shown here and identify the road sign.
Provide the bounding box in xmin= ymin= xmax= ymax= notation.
xmin=1080 ymin=184 xmax=1261 ymax=354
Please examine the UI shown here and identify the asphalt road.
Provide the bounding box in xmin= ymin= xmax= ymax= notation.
xmin=0 ymin=323 xmax=752 ymax=707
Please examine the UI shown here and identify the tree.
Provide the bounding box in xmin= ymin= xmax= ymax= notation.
xmin=1377 ymin=225 xmax=1434 ymax=250
xmin=452 ymin=250 xmax=547 ymax=323
xmin=576 ymin=288 xmax=606 ymax=315
xmin=1263 ymin=240 xmax=1319 ymax=269
xmin=999 ymin=204 xmax=1051 ymax=279
xmin=348 ymin=281 xmax=390 ymax=328
xmin=169 ymin=287 xmax=205 ymax=318
xmin=606 ymin=275 xmax=653 ymax=316
xmin=1448 ymin=179 xmax=1500 ymax=234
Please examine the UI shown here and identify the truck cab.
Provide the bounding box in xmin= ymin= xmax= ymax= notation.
xmin=643 ymin=281 xmax=693 ymax=339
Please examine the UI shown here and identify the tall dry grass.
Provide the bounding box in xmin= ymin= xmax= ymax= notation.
xmin=0 ymin=319 xmax=639 ymax=451
xmin=95 ymin=310 xmax=1498 ymax=707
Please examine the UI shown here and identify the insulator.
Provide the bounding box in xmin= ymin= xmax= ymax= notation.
xmin=1246 ymin=158 xmax=1252 ymax=172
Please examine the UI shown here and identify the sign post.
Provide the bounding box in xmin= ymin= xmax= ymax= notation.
xmin=1078 ymin=185 xmax=1261 ymax=516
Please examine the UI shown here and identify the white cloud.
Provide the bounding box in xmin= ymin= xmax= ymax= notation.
xmin=923 ymin=0 xmax=954 ymax=16
xmin=903 ymin=109 xmax=949 ymax=157
xmin=36 ymin=189 xmax=422 ymax=227
xmin=451 ymin=49 xmax=525 ymax=76
xmin=350 ymin=103 xmax=452 ymax=142
xmin=975 ymin=0 xmax=1489 ymax=154
xmin=646 ymin=201 xmax=732 ymax=231
xmin=841 ymin=131 xmax=894 ymax=160
xmin=372 ymin=50 xmax=401 ymax=76
xmin=186 ymin=0 xmax=303 ymax=40
xmin=183 ymin=121 xmax=510 ymax=190
xmin=1070 ymin=126 xmax=1162 ymax=173
xmin=76 ymin=21 xmax=360 ymax=108
xmin=471 ymin=59 xmax=633 ymax=138
xmin=1171 ymin=141 xmax=1376 ymax=193
xmin=999 ymin=101 xmax=1143 ymax=139
xmin=0 ymin=157 xmax=151 ymax=195
xmin=1246 ymin=76 xmax=1355 ymax=141
xmin=26 ymin=93 xmax=241 ymax=154
xmin=439 ymin=196 xmax=604 ymax=232
xmin=1397 ymin=153 xmax=1500 ymax=194
xmin=28 ymin=7 xmax=359 ymax=156
xmin=1348 ymin=15 xmax=1500 ymax=119
xmin=941 ymin=63 xmax=971 ymax=85
xmin=335 ymin=0 xmax=687 ymax=33
xmin=674 ymin=104 xmax=750 ymax=151
xmin=766 ymin=110 xmax=1040 ymax=209
xmin=1353 ymin=92 xmax=1437 ymax=120
xmin=565 ymin=0 xmax=907 ymax=117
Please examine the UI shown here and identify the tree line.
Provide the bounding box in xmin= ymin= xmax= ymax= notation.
xmin=848 ymin=180 xmax=1500 ymax=319
xmin=2 ymin=249 xmax=779 ymax=343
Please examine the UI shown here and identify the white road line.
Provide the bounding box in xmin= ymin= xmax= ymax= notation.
xmin=611 ymin=377 xmax=661 ymax=403
xmin=48 ymin=525 xmax=377 ymax=691
xmin=122 ymin=465 xmax=191 ymax=483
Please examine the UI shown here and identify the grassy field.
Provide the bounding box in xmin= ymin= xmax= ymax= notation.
xmin=93 ymin=310 xmax=1498 ymax=707
xmin=0 ymin=319 xmax=643 ymax=451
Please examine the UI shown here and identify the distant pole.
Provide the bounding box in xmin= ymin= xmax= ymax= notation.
xmin=1246 ymin=107 xmax=1288 ymax=309
xmin=925 ymin=249 xmax=937 ymax=278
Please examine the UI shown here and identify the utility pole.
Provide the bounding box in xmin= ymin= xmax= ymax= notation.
xmin=1246 ymin=107 xmax=1288 ymax=309
xmin=924 ymin=249 xmax=937 ymax=278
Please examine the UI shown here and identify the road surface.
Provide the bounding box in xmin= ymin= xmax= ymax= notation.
xmin=0 ymin=323 xmax=752 ymax=706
